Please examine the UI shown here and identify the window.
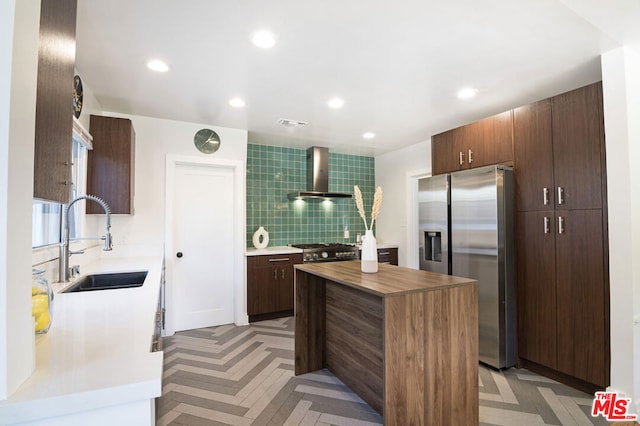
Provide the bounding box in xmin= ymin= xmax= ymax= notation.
xmin=32 ymin=125 xmax=90 ymax=248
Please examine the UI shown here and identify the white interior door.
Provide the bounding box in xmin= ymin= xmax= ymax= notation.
xmin=172 ymin=163 xmax=235 ymax=331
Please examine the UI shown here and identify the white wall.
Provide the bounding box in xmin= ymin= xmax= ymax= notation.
xmin=93 ymin=114 xmax=248 ymax=329
xmin=375 ymin=141 xmax=431 ymax=268
xmin=0 ymin=0 xmax=40 ymax=399
xmin=601 ymin=46 xmax=640 ymax=411
xmin=96 ymin=113 xmax=247 ymax=257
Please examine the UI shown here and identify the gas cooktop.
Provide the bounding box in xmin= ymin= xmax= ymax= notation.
xmin=289 ymin=243 xmax=359 ymax=263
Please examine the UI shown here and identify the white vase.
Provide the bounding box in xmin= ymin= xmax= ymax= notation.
xmin=252 ymin=226 xmax=269 ymax=249
xmin=360 ymin=230 xmax=378 ymax=273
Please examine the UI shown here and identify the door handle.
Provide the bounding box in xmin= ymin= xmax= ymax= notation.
xmin=468 ymin=149 xmax=473 ymax=164
xmin=558 ymin=216 xmax=565 ymax=234
xmin=176 ymin=252 xmax=183 ymax=258
xmin=459 ymin=151 xmax=464 ymax=165
xmin=543 ymin=217 xmax=550 ymax=234
xmin=557 ymin=186 xmax=564 ymax=205
xmin=543 ymin=188 xmax=549 ymax=205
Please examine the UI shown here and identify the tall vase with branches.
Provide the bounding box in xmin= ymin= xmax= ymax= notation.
xmin=354 ymin=185 xmax=383 ymax=273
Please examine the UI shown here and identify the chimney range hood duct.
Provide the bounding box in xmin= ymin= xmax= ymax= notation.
xmin=287 ymin=147 xmax=353 ymax=200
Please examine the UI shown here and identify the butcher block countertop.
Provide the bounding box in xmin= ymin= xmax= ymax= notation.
xmin=294 ymin=260 xmax=475 ymax=297
xmin=294 ymin=260 xmax=479 ymax=425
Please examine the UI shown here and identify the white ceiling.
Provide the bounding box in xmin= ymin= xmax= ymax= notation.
xmin=74 ymin=0 xmax=639 ymax=156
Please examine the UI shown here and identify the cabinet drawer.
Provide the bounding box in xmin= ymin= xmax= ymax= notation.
xmin=377 ymin=248 xmax=398 ymax=265
xmin=247 ymin=253 xmax=302 ymax=268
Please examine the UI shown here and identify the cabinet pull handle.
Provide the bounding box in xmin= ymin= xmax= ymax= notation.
xmin=557 ymin=187 xmax=564 ymax=205
xmin=468 ymin=149 xmax=473 ymax=164
xmin=269 ymin=258 xmax=290 ymax=262
xmin=558 ymin=216 xmax=564 ymax=234
xmin=378 ymin=251 xmax=390 ymax=255
xmin=543 ymin=188 xmax=549 ymax=205
xmin=544 ymin=217 xmax=550 ymax=234
xmin=459 ymin=151 xmax=464 ymax=165
xmin=281 ymin=268 xmax=285 ymax=280
xmin=273 ymin=269 xmax=277 ymax=280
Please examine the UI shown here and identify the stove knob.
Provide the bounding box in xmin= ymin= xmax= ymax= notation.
xmin=313 ymin=253 xmax=318 ymax=259
xmin=321 ymin=252 xmax=329 ymax=259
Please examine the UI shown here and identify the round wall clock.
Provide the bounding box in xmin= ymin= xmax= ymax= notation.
xmin=193 ymin=129 xmax=221 ymax=154
xmin=73 ymin=75 xmax=83 ymax=118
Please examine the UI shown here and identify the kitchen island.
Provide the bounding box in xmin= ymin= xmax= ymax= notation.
xmin=294 ymin=261 xmax=478 ymax=426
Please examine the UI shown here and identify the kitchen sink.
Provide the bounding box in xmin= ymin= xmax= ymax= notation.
xmin=61 ymin=270 xmax=148 ymax=293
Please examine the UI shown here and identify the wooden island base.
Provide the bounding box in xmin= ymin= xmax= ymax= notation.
xmin=294 ymin=261 xmax=479 ymax=426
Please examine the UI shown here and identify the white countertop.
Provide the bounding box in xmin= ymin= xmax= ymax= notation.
xmin=245 ymin=246 xmax=303 ymax=256
xmin=373 ymin=243 xmax=399 ymax=249
xmin=0 ymin=256 xmax=164 ymax=424
xmin=245 ymin=244 xmax=398 ymax=256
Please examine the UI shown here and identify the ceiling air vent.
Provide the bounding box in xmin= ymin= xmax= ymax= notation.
xmin=276 ymin=118 xmax=308 ymax=128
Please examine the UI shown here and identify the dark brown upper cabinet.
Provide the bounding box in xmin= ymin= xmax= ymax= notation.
xmin=514 ymin=83 xmax=605 ymax=212
xmin=551 ymin=83 xmax=604 ymax=210
xmin=485 ymin=110 xmax=514 ymax=165
xmin=513 ymin=100 xmax=554 ymax=211
xmin=87 ymin=115 xmax=135 ymax=214
xmin=431 ymin=111 xmax=513 ymax=175
xmin=33 ymin=0 xmax=78 ymax=203
xmin=431 ymin=129 xmax=456 ymax=176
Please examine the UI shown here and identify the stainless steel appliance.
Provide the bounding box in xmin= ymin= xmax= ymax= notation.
xmin=287 ymin=147 xmax=353 ymax=200
xmin=418 ymin=165 xmax=516 ymax=369
xmin=290 ymin=243 xmax=360 ymax=263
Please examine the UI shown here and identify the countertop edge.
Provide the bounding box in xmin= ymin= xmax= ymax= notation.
xmin=295 ymin=261 xmax=476 ymax=297
xmin=245 ymin=246 xmax=303 ymax=256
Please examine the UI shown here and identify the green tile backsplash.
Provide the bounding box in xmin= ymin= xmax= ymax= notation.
xmin=246 ymin=144 xmax=376 ymax=247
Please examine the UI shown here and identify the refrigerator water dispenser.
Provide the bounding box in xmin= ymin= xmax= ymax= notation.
xmin=424 ymin=231 xmax=442 ymax=262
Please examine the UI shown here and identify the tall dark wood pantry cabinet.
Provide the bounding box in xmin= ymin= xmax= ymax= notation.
xmin=514 ymin=82 xmax=609 ymax=392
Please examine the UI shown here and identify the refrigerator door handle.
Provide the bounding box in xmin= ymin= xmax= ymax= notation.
xmin=543 ymin=187 xmax=549 ymax=205
xmin=558 ymin=216 xmax=565 ymax=234
xmin=544 ymin=216 xmax=550 ymax=234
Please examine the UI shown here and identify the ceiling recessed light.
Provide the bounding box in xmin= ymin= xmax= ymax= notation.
xmin=362 ymin=132 xmax=376 ymax=139
xmin=327 ymin=98 xmax=344 ymax=109
xmin=457 ymin=87 xmax=478 ymax=99
xmin=146 ymin=59 xmax=170 ymax=73
xmin=252 ymin=30 xmax=276 ymax=48
xmin=229 ymin=97 xmax=246 ymax=108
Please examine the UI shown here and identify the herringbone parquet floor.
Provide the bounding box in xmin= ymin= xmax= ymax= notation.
xmin=157 ymin=317 xmax=612 ymax=426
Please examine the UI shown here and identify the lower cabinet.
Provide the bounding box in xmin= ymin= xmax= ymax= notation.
xmin=517 ymin=209 xmax=608 ymax=391
xmin=377 ymin=247 xmax=398 ymax=265
xmin=247 ymin=253 xmax=303 ymax=322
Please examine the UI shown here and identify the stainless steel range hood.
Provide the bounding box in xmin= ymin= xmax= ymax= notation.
xmin=287 ymin=147 xmax=353 ymax=200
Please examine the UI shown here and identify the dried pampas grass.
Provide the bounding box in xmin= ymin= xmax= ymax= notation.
xmin=353 ymin=185 xmax=383 ymax=231
xmin=354 ymin=185 xmax=368 ymax=230
xmin=370 ymin=186 xmax=383 ymax=229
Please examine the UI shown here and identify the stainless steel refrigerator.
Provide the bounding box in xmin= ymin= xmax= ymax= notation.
xmin=418 ymin=165 xmax=516 ymax=369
